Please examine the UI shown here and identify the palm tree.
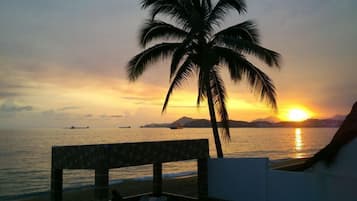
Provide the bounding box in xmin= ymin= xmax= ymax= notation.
xmin=127 ymin=0 xmax=281 ymax=158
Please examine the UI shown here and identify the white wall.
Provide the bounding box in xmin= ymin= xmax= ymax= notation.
xmin=267 ymin=170 xmax=317 ymax=201
xmin=207 ymin=139 xmax=357 ymax=201
xmin=208 ymin=158 xmax=268 ymax=201
xmin=311 ymin=139 xmax=357 ymax=177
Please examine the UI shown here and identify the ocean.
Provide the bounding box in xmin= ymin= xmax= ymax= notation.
xmin=0 ymin=127 xmax=336 ymax=200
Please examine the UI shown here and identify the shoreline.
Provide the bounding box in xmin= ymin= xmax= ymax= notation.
xmin=16 ymin=176 xmax=198 ymax=201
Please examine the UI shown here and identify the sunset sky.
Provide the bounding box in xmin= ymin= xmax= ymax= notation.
xmin=0 ymin=0 xmax=356 ymax=128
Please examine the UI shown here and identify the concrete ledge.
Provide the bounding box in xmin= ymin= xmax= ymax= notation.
xmin=51 ymin=139 xmax=209 ymax=201
xmin=52 ymin=139 xmax=209 ymax=169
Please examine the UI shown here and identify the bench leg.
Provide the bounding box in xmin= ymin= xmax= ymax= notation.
xmin=198 ymin=159 xmax=208 ymax=199
xmin=153 ymin=162 xmax=162 ymax=196
xmin=95 ymin=168 xmax=109 ymax=201
xmin=51 ymin=168 xmax=63 ymax=201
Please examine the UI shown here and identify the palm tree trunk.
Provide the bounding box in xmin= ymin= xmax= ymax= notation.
xmin=205 ymin=79 xmax=224 ymax=158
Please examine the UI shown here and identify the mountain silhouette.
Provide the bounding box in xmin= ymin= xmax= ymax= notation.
xmin=141 ymin=116 xmax=343 ymax=128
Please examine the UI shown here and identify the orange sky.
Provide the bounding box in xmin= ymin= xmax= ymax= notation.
xmin=0 ymin=0 xmax=356 ymax=128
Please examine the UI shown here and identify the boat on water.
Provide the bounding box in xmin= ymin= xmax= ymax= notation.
xmin=169 ymin=124 xmax=183 ymax=129
xmin=169 ymin=126 xmax=183 ymax=129
xmin=67 ymin=126 xmax=90 ymax=129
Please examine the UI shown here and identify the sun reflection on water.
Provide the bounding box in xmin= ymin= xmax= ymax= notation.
xmin=295 ymin=128 xmax=303 ymax=151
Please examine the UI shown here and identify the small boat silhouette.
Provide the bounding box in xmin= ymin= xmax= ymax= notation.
xmin=68 ymin=126 xmax=89 ymax=129
xmin=169 ymin=124 xmax=183 ymax=129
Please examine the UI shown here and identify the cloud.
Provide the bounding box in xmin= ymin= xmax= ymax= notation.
xmin=0 ymin=101 xmax=33 ymax=112
xmin=100 ymin=114 xmax=124 ymax=119
xmin=121 ymin=96 xmax=152 ymax=101
xmin=0 ymin=82 xmax=36 ymax=90
xmin=57 ymin=106 xmax=80 ymax=111
xmin=41 ymin=110 xmax=75 ymax=121
xmin=252 ymin=116 xmax=280 ymax=123
xmin=168 ymin=105 xmax=198 ymax=109
xmin=121 ymin=96 xmax=158 ymax=105
xmin=42 ymin=110 xmax=55 ymax=116
xmin=0 ymin=80 xmax=28 ymax=99
xmin=110 ymin=115 xmax=123 ymax=118
xmin=120 ymin=94 xmax=171 ymax=107
xmin=0 ymin=92 xmax=19 ymax=99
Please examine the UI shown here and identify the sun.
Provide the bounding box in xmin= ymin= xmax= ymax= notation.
xmin=288 ymin=109 xmax=310 ymax=122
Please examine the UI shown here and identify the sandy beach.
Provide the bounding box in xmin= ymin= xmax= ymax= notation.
xmin=19 ymin=176 xmax=198 ymax=201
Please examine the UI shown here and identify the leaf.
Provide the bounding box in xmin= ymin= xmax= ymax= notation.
xmin=127 ymin=43 xmax=180 ymax=81
xmin=162 ymin=57 xmax=196 ymax=112
xmin=140 ymin=20 xmax=188 ymax=47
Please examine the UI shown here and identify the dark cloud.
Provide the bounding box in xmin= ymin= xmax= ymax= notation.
xmin=0 ymin=92 xmax=19 ymax=98
xmin=0 ymin=101 xmax=33 ymax=112
xmin=0 ymin=82 xmax=36 ymax=89
xmin=0 ymin=81 xmax=25 ymax=99
xmin=0 ymin=80 xmax=36 ymax=99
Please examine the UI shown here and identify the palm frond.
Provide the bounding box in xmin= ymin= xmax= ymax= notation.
xmin=196 ymin=68 xmax=207 ymax=107
xmin=169 ymin=36 xmax=197 ymax=80
xmin=140 ymin=0 xmax=157 ymax=8
xmin=202 ymin=0 xmax=212 ymax=12
xmin=214 ymin=20 xmax=260 ymax=43
xmin=127 ymin=43 xmax=180 ymax=81
xmin=141 ymin=0 xmax=192 ymax=29
xmin=162 ymin=57 xmax=196 ymax=112
xmin=213 ymin=46 xmax=277 ymax=110
xmin=246 ymin=65 xmax=278 ymax=111
xmin=213 ymin=37 xmax=281 ymax=67
xmin=140 ymin=20 xmax=188 ymax=47
xmin=209 ymin=0 xmax=247 ymax=27
xmin=210 ymin=69 xmax=231 ymax=140
xmin=213 ymin=46 xmax=244 ymax=82
xmin=170 ymin=45 xmax=188 ymax=80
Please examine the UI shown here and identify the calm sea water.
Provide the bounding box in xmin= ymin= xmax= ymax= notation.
xmin=0 ymin=128 xmax=336 ymax=200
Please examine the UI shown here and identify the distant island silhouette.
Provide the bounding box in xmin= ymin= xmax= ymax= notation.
xmin=141 ymin=116 xmax=344 ymax=128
